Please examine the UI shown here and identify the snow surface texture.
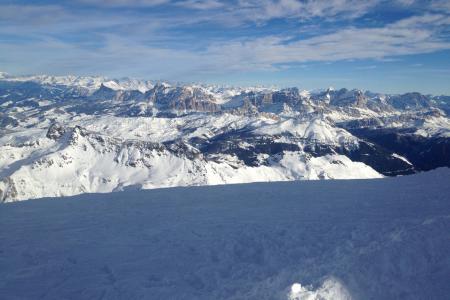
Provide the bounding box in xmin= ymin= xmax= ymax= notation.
xmin=1 ymin=168 xmax=449 ymax=299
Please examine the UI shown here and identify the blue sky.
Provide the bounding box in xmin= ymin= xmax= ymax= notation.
xmin=1 ymin=0 xmax=450 ymax=94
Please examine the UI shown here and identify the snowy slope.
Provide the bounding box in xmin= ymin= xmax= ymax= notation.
xmin=0 ymin=121 xmax=381 ymax=202
xmin=1 ymin=72 xmax=449 ymax=201
xmin=0 ymin=168 xmax=449 ymax=299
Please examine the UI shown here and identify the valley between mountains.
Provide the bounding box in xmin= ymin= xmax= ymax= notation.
xmin=1 ymin=73 xmax=449 ymax=202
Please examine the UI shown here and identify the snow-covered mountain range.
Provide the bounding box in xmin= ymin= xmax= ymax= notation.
xmin=1 ymin=72 xmax=449 ymax=202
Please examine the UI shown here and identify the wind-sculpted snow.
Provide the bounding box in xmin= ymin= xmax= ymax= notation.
xmin=0 ymin=72 xmax=449 ymax=201
xmin=0 ymin=169 xmax=449 ymax=299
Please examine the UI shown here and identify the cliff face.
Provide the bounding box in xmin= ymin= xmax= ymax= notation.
xmin=0 ymin=75 xmax=449 ymax=202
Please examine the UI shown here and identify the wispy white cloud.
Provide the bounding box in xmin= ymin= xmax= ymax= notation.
xmin=202 ymin=14 xmax=450 ymax=70
xmin=430 ymin=0 xmax=450 ymax=12
xmin=393 ymin=0 xmax=450 ymax=12
xmin=1 ymin=1 xmax=449 ymax=83
xmin=395 ymin=0 xmax=415 ymax=6
xmin=77 ymin=0 xmax=170 ymax=7
xmin=356 ymin=65 xmax=378 ymax=70
xmin=203 ymin=0 xmax=380 ymax=26
xmin=175 ymin=0 xmax=224 ymax=10
xmin=0 ymin=5 xmax=66 ymax=25
xmin=73 ymin=0 xmax=379 ymax=19
xmin=2 ymin=13 xmax=449 ymax=78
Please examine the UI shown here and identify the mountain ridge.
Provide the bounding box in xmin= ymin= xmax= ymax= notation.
xmin=1 ymin=72 xmax=449 ymax=202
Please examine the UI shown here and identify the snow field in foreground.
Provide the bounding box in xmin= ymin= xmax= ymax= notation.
xmin=0 ymin=168 xmax=449 ymax=299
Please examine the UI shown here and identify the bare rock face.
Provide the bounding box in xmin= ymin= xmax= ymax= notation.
xmin=46 ymin=123 xmax=66 ymax=140
xmin=262 ymin=93 xmax=273 ymax=106
xmin=144 ymin=84 xmax=221 ymax=112
xmin=164 ymin=139 xmax=202 ymax=160
xmin=355 ymin=90 xmax=368 ymax=107
xmin=90 ymin=84 xmax=116 ymax=100
xmin=389 ymin=92 xmax=432 ymax=110
xmin=170 ymin=87 xmax=221 ymax=112
xmin=328 ymin=88 xmax=367 ymax=108
xmin=0 ymin=177 xmax=18 ymax=203
xmin=0 ymin=73 xmax=449 ymax=202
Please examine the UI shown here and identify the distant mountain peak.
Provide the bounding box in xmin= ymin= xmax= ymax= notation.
xmin=0 ymin=72 xmax=449 ymax=201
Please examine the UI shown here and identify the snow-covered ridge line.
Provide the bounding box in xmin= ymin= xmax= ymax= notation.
xmin=0 ymin=71 xmax=279 ymax=95
xmin=0 ymin=120 xmax=382 ymax=202
xmin=0 ymin=71 xmax=449 ymax=202
xmin=1 ymin=71 xmax=449 ymax=119
xmin=0 ymin=72 xmax=155 ymax=93
xmin=2 ymin=71 xmax=450 ymax=98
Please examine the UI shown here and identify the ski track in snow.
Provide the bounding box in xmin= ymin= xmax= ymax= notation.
xmin=0 ymin=168 xmax=449 ymax=299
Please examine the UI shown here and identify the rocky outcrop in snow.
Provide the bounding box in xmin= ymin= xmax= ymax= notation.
xmin=0 ymin=72 xmax=449 ymax=201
